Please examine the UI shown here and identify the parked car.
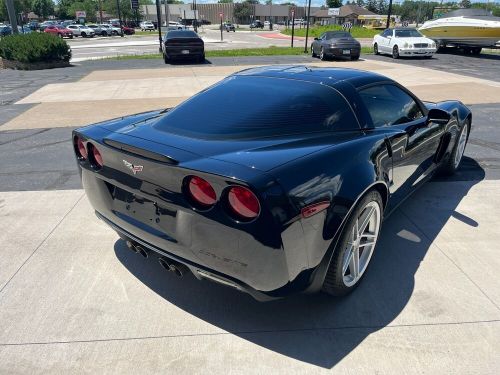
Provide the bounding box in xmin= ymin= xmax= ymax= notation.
xmin=311 ymin=31 xmax=361 ymax=61
xmin=73 ymin=66 xmax=471 ymax=301
xmin=222 ymin=23 xmax=236 ymax=32
xmin=66 ymin=24 xmax=95 ymax=37
xmin=166 ymin=21 xmax=184 ymax=29
xmin=140 ymin=21 xmax=155 ymax=31
xmin=0 ymin=25 xmax=12 ymax=36
xmin=39 ymin=21 xmax=57 ymax=32
xmin=19 ymin=25 xmax=32 ymax=34
xmin=44 ymin=24 xmax=73 ymax=38
xmin=250 ymin=20 xmax=264 ymax=29
xmin=373 ymin=28 xmax=437 ymax=59
xmin=87 ymin=24 xmax=112 ymax=36
xmin=28 ymin=21 xmax=39 ymax=30
xmin=161 ymin=30 xmax=204 ymax=63
xmin=121 ymin=25 xmax=135 ymax=35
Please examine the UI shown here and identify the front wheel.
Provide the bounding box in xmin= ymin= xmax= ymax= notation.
xmin=311 ymin=45 xmax=317 ymax=57
xmin=440 ymin=120 xmax=470 ymax=175
xmin=373 ymin=43 xmax=379 ymax=55
xmin=163 ymin=53 xmax=170 ymax=64
xmin=392 ymin=45 xmax=399 ymax=59
xmin=81 ymin=32 xmax=86 ymax=38
xmin=320 ymin=47 xmax=327 ymax=61
xmin=322 ymin=190 xmax=383 ymax=296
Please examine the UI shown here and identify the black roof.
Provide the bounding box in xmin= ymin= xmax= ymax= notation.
xmin=233 ymin=65 xmax=390 ymax=89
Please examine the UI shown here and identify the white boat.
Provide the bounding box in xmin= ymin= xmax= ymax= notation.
xmin=418 ymin=9 xmax=500 ymax=53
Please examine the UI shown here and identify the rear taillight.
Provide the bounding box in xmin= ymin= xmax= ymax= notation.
xmin=87 ymin=143 xmax=103 ymax=169
xmin=74 ymin=135 xmax=87 ymax=160
xmin=187 ymin=176 xmax=217 ymax=208
xmin=92 ymin=146 xmax=103 ymax=168
xmin=227 ymin=186 xmax=260 ymax=221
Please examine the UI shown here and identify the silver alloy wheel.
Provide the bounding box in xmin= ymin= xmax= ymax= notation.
xmin=342 ymin=201 xmax=381 ymax=287
xmin=320 ymin=47 xmax=324 ymax=60
xmin=454 ymin=124 xmax=468 ymax=168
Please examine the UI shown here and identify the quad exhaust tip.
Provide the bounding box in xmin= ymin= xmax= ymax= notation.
xmin=158 ymin=258 xmax=187 ymax=277
xmin=126 ymin=240 xmax=148 ymax=258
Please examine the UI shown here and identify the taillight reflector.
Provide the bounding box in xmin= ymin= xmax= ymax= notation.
xmin=187 ymin=176 xmax=217 ymax=207
xmin=227 ymin=186 xmax=260 ymax=220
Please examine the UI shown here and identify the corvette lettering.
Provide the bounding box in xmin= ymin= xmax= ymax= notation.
xmin=123 ymin=160 xmax=143 ymax=175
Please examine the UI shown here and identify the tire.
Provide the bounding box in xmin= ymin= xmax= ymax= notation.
xmin=81 ymin=32 xmax=86 ymax=38
xmin=351 ymin=54 xmax=360 ymax=61
xmin=471 ymin=47 xmax=482 ymax=55
xmin=392 ymin=45 xmax=399 ymax=59
xmin=198 ymin=54 xmax=205 ymax=63
xmin=320 ymin=47 xmax=327 ymax=61
xmin=322 ymin=190 xmax=383 ymax=297
xmin=311 ymin=45 xmax=317 ymax=57
xmin=113 ymin=31 xmax=118 ymax=36
xmin=373 ymin=43 xmax=379 ymax=55
xmin=101 ymin=31 xmax=107 ymax=36
xmin=69 ymin=35 xmax=73 ymax=39
xmin=163 ymin=53 xmax=170 ymax=64
xmin=440 ymin=119 xmax=470 ymax=176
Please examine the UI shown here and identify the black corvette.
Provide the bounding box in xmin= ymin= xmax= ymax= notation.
xmin=73 ymin=66 xmax=471 ymax=301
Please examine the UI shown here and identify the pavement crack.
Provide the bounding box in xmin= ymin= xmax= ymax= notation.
xmin=0 ymin=193 xmax=85 ymax=297
xmin=0 ymin=319 xmax=498 ymax=347
xmin=0 ymin=129 xmax=51 ymax=146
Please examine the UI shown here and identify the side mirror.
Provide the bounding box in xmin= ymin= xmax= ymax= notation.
xmin=314 ymin=37 xmax=319 ymax=41
xmin=427 ymin=108 xmax=450 ymax=125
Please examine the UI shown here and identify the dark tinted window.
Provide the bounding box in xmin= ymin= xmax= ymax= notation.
xmin=154 ymin=76 xmax=359 ymax=139
xmin=325 ymin=32 xmax=351 ymax=39
xmin=166 ymin=30 xmax=198 ymax=38
xmin=395 ymin=29 xmax=423 ymax=38
xmin=358 ymin=85 xmax=423 ymax=127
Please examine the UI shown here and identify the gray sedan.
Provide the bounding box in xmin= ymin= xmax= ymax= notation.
xmin=87 ymin=24 xmax=112 ymax=36
xmin=311 ymin=31 xmax=361 ymax=61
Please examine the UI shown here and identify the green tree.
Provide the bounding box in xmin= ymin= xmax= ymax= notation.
xmin=326 ymin=0 xmax=342 ymax=8
xmin=1 ymin=0 xmax=31 ymax=22
xmin=356 ymin=0 xmax=365 ymax=6
xmin=31 ymin=0 xmax=55 ymax=19
xmin=218 ymin=0 xmax=234 ymax=3
xmin=365 ymin=0 xmax=377 ymax=13
xmin=376 ymin=0 xmax=387 ymax=15
xmin=68 ymin=0 xmax=97 ymax=22
xmin=234 ymin=2 xmax=253 ymax=23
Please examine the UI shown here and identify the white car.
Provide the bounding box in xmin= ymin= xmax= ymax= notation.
xmin=66 ymin=24 xmax=95 ymax=38
xmin=373 ymin=28 xmax=436 ymax=59
xmin=99 ymin=24 xmax=117 ymax=36
xmin=140 ymin=21 xmax=155 ymax=31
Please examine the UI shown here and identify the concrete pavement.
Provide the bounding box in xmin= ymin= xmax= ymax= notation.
xmin=1 ymin=56 xmax=500 ymax=373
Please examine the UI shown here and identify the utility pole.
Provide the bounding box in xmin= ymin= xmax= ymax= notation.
xmin=386 ymin=0 xmax=393 ymax=29
xmin=155 ymin=0 xmax=163 ymax=51
xmin=99 ymin=0 xmax=103 ymax=24
xmin=303 ymin=0 xmax=312 ymax=53
xmin=5 ymin=0 xmax=19 ymax=34
xmin=193 ymin=0 xmax=198 ymax=33
xmin=164 ymin=0 xmax=169 ymax=27
xmin=116 ymin=0 xmax=124 ymax=37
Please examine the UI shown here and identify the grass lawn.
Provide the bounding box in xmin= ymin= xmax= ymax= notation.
xmin=108 ymin=46 xmax=373 ymax=60
xmin=282 ymin=25 xmax=380 ymax=39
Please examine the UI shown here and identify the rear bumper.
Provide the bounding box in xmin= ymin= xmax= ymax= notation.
xmin=165 ymin=46 xmax=204 ymax=59
xmin=326 ymin=47 xmax=361 ymax=57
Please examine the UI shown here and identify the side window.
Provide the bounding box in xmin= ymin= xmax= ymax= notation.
xmin=319 ymin=33 xmax=326 ymax=40
xmin=358 ymin=85 xmax=424 ymax=128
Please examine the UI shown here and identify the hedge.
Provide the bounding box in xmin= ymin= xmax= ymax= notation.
xmin=0 ymin=32 xmax=71 ymax=64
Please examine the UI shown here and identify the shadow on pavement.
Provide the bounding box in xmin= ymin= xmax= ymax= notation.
xmin=114 ymin=156 xmax=484 ymax=369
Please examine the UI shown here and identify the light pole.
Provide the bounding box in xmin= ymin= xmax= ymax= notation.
xmin=116 ymin=0 xmax=124 ymax=37
xmin=303 ymin=0 xmax=312 ymax=53
xmin=386 ymin=0 xmax=393 ymax=29
xmin=5 ymin=0 xmax=19 ymax=34
xmin=155 ymin=0 xmax=163 ymax=51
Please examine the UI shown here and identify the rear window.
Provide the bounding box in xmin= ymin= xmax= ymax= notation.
xmin=167 ymin=30 xmax=198 ymax=38
xmin=154 ymin=76 xmax=359 ymax=140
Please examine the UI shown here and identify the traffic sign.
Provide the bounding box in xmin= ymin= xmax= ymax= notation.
xmin=219 ymin=12 xmax=223 ymax=19
xmin=130 ymin=0 xmax=139 ymax=10
xmin=402 ymin=21 xmax=409 ymax=27
xmin=342 ymin=22 xmax=352 ymax=30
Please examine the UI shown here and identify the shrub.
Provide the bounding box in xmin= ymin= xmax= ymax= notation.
xmin=0 ymin=33 xmax=71 ymax=64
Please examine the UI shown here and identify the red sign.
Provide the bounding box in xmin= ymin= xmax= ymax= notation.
xmin=219 ymin=12 xmax=223 ymax=18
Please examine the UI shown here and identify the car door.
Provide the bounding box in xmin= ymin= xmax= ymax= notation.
xmin=358 ymin=84 xmax=446 ymax=211
xmin=381 ymin=29 xmax=393 ymax=53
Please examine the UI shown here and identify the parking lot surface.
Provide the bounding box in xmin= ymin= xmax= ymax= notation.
xmin=0 ymin=56 xmax=499 ymax=373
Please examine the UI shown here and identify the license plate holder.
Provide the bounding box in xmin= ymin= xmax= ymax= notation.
xmin=342 ymin=49 xmax=350 ymax=55
xmin=181 ymin=50 xmax=190 ymax=54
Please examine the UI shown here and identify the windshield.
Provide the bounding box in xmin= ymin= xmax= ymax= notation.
xmin=153 ymin=76 xmax=359 ymax=140
xmin=395 ymin=29 xmax=423 ymax=38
